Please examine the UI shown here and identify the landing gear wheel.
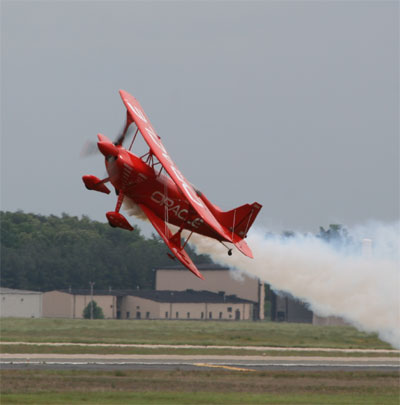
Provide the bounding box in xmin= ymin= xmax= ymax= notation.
xmin=228 ymin=249 xmax=233 ymax=256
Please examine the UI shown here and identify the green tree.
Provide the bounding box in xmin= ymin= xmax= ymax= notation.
xmin=82 ymin=301 xmax=104 ymax=319
xmin=0 ymin=210 xmax=212 ymax=291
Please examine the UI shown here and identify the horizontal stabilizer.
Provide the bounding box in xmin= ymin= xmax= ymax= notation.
xmin=233 ymin=238 xmax=253 ymax=259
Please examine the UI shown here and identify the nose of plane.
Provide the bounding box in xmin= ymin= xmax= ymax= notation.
xmin=96 ymin=133 xmax=119 ymax=157
xmin=97 ymin=140 xmax=119 ymax=157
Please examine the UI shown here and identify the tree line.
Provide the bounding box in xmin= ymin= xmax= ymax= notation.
xmin=0 ymin=211 xmax=211 ymax=291
xmin=1 ymin=211 xmax=350 ymax=292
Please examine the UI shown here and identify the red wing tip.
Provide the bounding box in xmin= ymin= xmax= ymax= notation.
xmin=187 ymin=265 xmax=205 ymax=280
xmin=196 ymin=272 xmax=205 ymax=280
xmin=119 ymin=89 xmax=130 ymax=101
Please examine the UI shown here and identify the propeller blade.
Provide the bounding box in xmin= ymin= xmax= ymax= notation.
xmin=115 ymin=111 xmax=136 ymax=146
xmin=80 ymin=140 xmax=99 ymax=157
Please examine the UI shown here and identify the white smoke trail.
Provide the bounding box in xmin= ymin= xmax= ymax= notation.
xmin=188 ymin=223 xmax=400 ymax=349
xmin=123 ymin=197 xmax=149 ymax=222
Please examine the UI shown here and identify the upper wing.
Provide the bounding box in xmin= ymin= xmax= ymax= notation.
xmin=119 ymin=90 xmax=233 ymax=243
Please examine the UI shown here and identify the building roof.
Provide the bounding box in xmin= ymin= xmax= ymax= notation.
xmin=56 ymin=289 xmax=254 ymax=304
xmin=0 ymin=287 xmax=42 ymax=295
xmin=156 ymin=263 xmax=230 ymax=271
xmin=57 ymin=289 xmax=118 ymax=296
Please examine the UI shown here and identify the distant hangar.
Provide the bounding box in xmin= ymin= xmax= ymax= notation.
xmin=0 ymin=287 xmax=42 ymax=318
xmin=0 ymin=264 xmax=346 ymax=325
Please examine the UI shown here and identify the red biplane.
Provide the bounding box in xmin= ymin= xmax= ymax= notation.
xmin=82 ymin=90 xmax=262 ymax=279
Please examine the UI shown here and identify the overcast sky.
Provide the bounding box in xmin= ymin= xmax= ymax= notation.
xmin=1 ymin=1 xmax=398 ymax=235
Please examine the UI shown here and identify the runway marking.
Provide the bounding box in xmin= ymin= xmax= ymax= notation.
xmin=194 ymin=362 xmax=256 ymax=372
xmin=0 ymin=361 xmax=398 ymax=369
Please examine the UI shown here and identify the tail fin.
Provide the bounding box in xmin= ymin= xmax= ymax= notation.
xmin=217 ymin=202 xmax=262 ymax=239
xmin=196 ymin=192 xmax=262 ymax=258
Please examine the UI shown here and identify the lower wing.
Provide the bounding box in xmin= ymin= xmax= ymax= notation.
xmin=139 ymin=204 xmax=205 ymax=280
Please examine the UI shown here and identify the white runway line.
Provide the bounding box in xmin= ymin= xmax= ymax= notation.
xmin=1 ymin=360 xmax=399 ymax=369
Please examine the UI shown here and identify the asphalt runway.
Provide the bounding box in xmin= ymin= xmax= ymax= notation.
xmin=1 ymin=353 xmax=399 ymax=372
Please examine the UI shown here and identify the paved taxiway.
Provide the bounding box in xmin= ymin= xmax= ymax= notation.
xmin=1 ymin=353 xmax=398 ymax=372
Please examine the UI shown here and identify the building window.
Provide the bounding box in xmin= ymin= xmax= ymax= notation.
xmin=227 ymin=307 xmax=232 ymax=312
xmin=165 ymin=312 xmax=169 ymax=318
xmin=209 ymin=312 xmax=212 ymax=319
xmin=219 ymin=312 xmax=223 ymax=319
xmin=201 ymin=312 xmax=204 ymax=319
xmin=146 ymin=312 xmax=150 ymax=319
xmin=136 ymin=306 xmax=140 ymax=309
xmin=136 ymin=311 xmax=141 ymax=319
xmin=21 ymin=298 xmax=24 ymax=302
xmin=187 ymin=312 xmax=190 ymax=319
xmin=126 ymin=311 xmax=130 ymax=319
xmin=176 ymin=312 xmax=179 ymax=319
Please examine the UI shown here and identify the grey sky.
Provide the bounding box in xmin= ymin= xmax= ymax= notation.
xmin=1 ymin=1 xmax=398 ymax=235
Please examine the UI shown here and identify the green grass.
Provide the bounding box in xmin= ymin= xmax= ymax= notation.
xmin=0 ymin=318 xmax=393 ymax=349
xmin=2 ymin=391 xmax=399 ymax=404
xmin=1 ymin=370 xmax=399 ymax=404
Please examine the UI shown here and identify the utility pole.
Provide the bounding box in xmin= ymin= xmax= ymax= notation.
xmin=89 ymin=281 xmax=95 ymax=320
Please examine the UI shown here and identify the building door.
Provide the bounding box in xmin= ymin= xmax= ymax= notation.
xmin=116 ymin=296 xmax=122 ymax=319
xmin=235 ymin=309 xmax=240 ymax=320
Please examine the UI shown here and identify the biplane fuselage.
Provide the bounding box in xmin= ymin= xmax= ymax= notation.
xmin=105 ymin=147 xmax=218 ymax=240
xmin=83 ymin=90 xmax=262 ymax=279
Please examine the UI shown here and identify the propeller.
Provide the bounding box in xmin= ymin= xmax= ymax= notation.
xmin=80 ymin=118 xmax=137 ymax=158
xmin=114 ymin=110 xmax=136 ymax=146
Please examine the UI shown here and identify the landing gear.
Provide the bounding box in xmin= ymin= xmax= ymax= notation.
xmin=82 ymin=175 xmax=111 ymax=194
xmin=105 ymin=191 xmax=134 ymax=231
xmin=220 ymin=241 xmax=233 ymax=256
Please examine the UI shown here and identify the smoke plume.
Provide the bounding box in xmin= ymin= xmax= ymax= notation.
xmin=123 ymin=197 xmax=149 ymax=223
xmin=188 ymin=223 xmax=400 ymax=349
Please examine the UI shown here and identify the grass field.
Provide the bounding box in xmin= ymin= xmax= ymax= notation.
xmin=1 ymin=369 xmax=399 ymax=405
xmin=0 ymin=318 xmax=393 ymax=349
xmin=1 ymin=318 xmax=398 ymax=404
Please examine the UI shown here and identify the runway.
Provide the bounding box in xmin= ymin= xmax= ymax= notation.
xmin=1 ymin=353 xmax=399 ymax=372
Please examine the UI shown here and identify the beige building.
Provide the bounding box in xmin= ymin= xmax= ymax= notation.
xmin=155 ymin=264 xmax=265 ymax=320
xmin=43 ymin=290 xmax=117 ymax=319
xmin=42 ymin=289 xmax=255 ymax=320
xmin=0 ymin=287 xmax=42 ymax=318
xmin=119 ymin=290 xmax=255 ymax=320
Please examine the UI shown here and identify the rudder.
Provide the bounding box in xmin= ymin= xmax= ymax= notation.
xmin=217 ymin=202 xmax=262 ymax=239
